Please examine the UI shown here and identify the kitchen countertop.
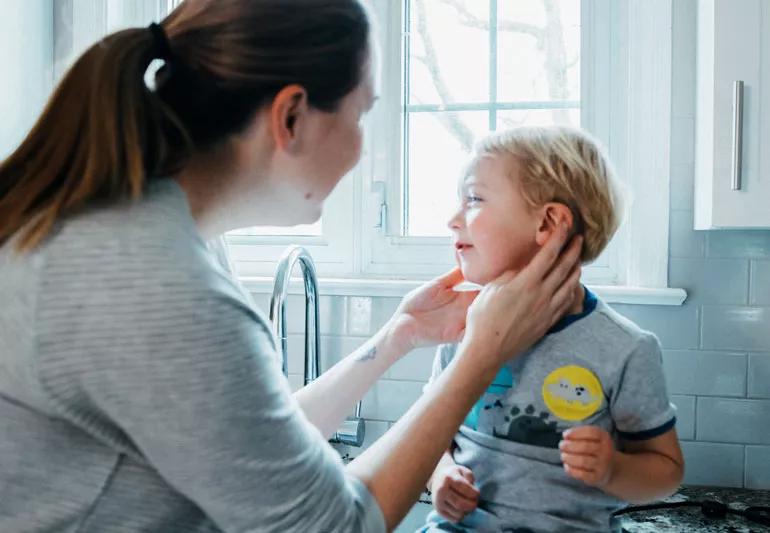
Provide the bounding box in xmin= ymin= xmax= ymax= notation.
xmin=413 ymin=486 xmax=770 ymax=532
xmin=618 ymin=486 xmax=770 ymax=532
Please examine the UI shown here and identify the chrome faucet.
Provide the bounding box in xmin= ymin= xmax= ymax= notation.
xmin=269 ymin=246 xmax=320 ymax=384
xmin=269 ymin=246 xmax=365 ymax=447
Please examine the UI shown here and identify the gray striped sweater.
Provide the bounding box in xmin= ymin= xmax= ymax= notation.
xmin=0 ymin=179 xmax=384 ymax=533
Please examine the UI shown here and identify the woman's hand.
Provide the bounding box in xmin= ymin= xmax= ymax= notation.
xmin=462 ymin=223 xmax=583 ymax=362
xmin=387 ymin=268 xmax=479 ymax=353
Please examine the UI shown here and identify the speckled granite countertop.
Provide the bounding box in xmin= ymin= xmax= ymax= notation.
xmin=412 ymin=486 xmax=770 ymax=532
xmin=618 ymin=486 xmax=770 ymax=532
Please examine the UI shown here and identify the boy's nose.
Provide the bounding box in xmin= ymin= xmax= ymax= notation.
xmin=447 ymin=208 xmax=463 ymax=230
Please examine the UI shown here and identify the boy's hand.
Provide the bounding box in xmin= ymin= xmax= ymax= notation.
xmin=430 ymin=464 xmax=480 ymax=523
xmin=559 ymin=426 xmax=617 ymax=488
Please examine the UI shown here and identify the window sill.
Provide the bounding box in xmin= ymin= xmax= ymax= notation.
xmin=239 ymin=276 xmax=687 ymax=306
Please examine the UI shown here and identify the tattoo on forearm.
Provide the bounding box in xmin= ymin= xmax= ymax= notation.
xmin=355 ymin=346 xmax=377 ymax=362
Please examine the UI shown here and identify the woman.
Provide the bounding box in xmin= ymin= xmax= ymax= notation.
xmin=0 ymin=0 xmax=582 ymax=531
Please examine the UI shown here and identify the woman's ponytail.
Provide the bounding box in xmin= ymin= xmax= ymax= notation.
xmin=0 ymin=25 xmax=188 ymax=252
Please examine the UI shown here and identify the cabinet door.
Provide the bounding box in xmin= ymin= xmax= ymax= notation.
xmin=695 ymin=0 xmax=770 ymax=229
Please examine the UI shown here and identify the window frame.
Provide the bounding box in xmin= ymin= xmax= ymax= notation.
xmin=359 ymin=0 xmax=621 ymax=284
xmin=354 ymin=0 xmax=678 ymax=292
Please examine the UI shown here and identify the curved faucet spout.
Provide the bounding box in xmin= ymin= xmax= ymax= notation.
xmin=269 ymin=246 xmax=320 ymax=385
xmin=269 ymin=246 xmax=365 ymax=447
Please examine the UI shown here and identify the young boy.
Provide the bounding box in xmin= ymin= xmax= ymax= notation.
xmin=420 ymin=127 xmax=684 ymax=533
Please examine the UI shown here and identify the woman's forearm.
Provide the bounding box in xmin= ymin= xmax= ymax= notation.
xmin=604 ymin=450 xmax=684 ymax=504
xmin=293 ymin=320 xmax=409 ymax=439
xmin=346 ymin=339 xmax=498 ymax=531
xmin=428 ymin=449 xmax=456 ymax=492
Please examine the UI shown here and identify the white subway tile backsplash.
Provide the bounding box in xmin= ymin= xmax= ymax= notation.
xmin=681 ymin=442 xmax=744 ymax=487
xmin=748 ymin=354 xmax=770 ymax=399
xmin=697 ymin=398 xmax=770 ymax=445
xmin=387 ymin=346 xmax=437 ymax=382
xmin=285 ymin=295 xmax=347 ymax=336
xmin=285 ymin=334 xmax=366 ymax=375
xmin=745 ymin=446 xmax=770 ymax=489
xmin=662 ymin=351 xmax=746 ymax=397
xmin=671 ymin=395 xmax=696 ymax=440
xmin=370 ymin=297 xmax=402 ymax=335
xmin=362 ymin=379 xmax=425 ymax=422
xmin=707 ymin=232 xmax=770 ymax=260
xmin=701 ymin=307 xmax=770 ymax=352
xmin=609 ymin=303 xmax=700 ymax=350
xmin=750 ymin=261 xmax=770 ymax=305
xmin=668 ymin=258 xmax=749 ymax=305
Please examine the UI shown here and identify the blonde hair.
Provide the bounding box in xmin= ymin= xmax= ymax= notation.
xmin=471 ymin=126 xmax=623 ymax=264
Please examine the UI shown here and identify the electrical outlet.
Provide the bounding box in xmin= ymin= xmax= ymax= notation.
xmin=347 ymin=296 xmax=372 ymax=336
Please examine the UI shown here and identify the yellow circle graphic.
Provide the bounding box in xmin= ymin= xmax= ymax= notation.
xmin=542 ymin=365 xmax=603 ymax=421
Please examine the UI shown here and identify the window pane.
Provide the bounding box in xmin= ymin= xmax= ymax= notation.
xmin=406 ymin=111 xmax=489 ymax=237
xmin=403 ymin=0 xmax=582 ymax=238
xmin=497 ymin=107 xmax=580 ymax=129
xmin=407 ymin=0 xmax=489 ymax=105
xmin=497 ymin=0 xmax=581 ymax=102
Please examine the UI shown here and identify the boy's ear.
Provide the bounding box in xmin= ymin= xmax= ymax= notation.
xmin=535 ymin=202 xmax=575 ymax=247
xmin=269 ymin=84 xmax=309 ymax=153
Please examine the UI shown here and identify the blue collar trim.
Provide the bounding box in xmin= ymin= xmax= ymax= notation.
xmin=547 ymin=286 xmax=598 ymax=335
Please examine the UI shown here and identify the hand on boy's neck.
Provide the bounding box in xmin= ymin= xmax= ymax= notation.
xmin=535 ymin=204 xmax=585 ymax=317
xmin=566 ymin=283 xmax=586 ymax=316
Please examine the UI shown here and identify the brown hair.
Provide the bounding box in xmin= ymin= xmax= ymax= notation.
xmin=0 ymin=0 xmax=370 ymax=252
xmin=472 ymin=127 xmax=623 ymax=264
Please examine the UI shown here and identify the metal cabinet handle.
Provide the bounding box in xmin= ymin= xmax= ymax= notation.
xmin=732 ymin=80 xmax=744 ymax=191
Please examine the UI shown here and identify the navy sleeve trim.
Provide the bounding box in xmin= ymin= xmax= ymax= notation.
xmin=618 ymin=417 xmax=676 ymax=441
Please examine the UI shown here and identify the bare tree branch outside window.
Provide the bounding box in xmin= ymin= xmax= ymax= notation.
xmin=404 ymin=0 xmax=580 ymax=236
xmin=409 ymin=0 xmax=578 ymax=146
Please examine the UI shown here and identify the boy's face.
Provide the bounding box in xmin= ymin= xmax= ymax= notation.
xmin=448 ymin=155 xmax=541 ymax=285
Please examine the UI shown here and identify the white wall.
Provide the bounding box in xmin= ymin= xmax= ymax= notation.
xmin=0 ymin=0 xmax=53 ymax=159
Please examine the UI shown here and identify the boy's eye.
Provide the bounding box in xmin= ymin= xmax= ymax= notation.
xmin=465 ymin=195 xmax=483 ymax=205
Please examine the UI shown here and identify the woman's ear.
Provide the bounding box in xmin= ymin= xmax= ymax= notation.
xmin=535 ymin=202 xmax=575 ymax=246
xmin=269 ymin=84 xmax=309 ymax=152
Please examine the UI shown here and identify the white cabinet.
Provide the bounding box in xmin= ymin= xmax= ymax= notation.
xmin=694 ymin=0 xmax=770 ymax=229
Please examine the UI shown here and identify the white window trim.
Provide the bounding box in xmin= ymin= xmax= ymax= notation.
xmin=608 ymin=0 xmax=675 ymax=290
xmin=240 ymin=276 xmax=685 ymax=305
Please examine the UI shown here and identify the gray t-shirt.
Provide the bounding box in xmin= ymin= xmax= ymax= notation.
xmin=0 ymin=179 xmax=385 ymax=533
xmin=423 ymin=289 xmax=676 ymax=533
